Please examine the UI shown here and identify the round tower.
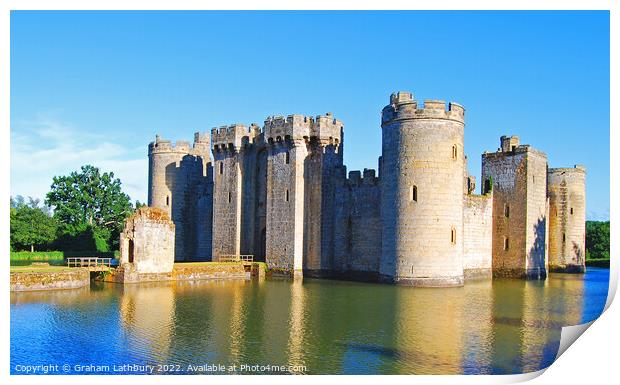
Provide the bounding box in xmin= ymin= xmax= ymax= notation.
xmin=379 ymin=91 xmax=466 ymax=286
xmin=547 ymin=165 xmax=586 ymax=273
xmin=148 ymin=133 xmax=211 ymax=261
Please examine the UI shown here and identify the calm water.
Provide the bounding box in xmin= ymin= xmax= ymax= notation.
xmin=10 ymin=268 xmax=609 ymax=375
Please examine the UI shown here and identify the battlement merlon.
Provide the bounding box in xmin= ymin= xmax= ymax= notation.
xmin=347 ymin=168 xmax=378 ymax=187
xmin=211 ymin=123 xmax=261 ymax=151
xmin=548 ymin=165 xmax=587 ymax=175
xmin=149 ymin=133 xmax=211 ymax=156
xmin=382 ymin=91 xmax=465 ymax=125
xmin=264 ymin=113 xmax=343 ymax=145
xmin=313 ymin=112 xmax=343 ymax=145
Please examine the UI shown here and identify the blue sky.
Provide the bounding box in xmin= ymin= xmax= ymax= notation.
xmin=10 ymin=11 xmax=610 ymax=220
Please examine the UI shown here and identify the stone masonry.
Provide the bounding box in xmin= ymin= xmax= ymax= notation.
xmin=482 ymin=136 xmax=549 ymax=279
xmin=120 ymin=207 xmax=175 ymax=274
xmin=547 ymin=166 xmax=587 ymax=272
xmin=143 ymin=90 xmax=587 ymax=286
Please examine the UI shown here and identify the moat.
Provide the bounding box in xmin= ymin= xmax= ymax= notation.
xmin=10 ymin=268 xmax=609 ymax=375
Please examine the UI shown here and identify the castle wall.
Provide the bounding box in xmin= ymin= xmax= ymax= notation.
xmin=463 ymin=193 xmax=493 ymax=278
xmin=548 ymin=166 xmax=586 ymax=272
xmin=525 ymin=149 xmax=548 ymax=277
xmin=265 ymin=139 xmax=306 ymax=277
xmin=303 ymin=139 xmax=343 ymax=275
xmin=482 ymin=137 xmax=548 ymax=279
xmin=211 ymin=124 xmax=261 ymax=260
xmin=380 ymin=92 xmax=466 ymax=286
xmin=336 ymin=169 xmax=382 ymax=279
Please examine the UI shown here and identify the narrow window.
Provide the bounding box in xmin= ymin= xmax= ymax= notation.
xmin=504 ymin=204 xmax=510 ymax=218
xmin=166 ymin=196 xmax=170 ymax=206
xmin=563 ymin=233 xmax=566 ymax=243
xmin=285 ymin=189 xmax=289 ymax=202
xmin=504 ymin=237 xmax=509 ymax=251
xmin=570 ymin=207 xmax=574 ymax=215
xmin=452 ymin=145 xmax=457 ymax=160
xmin=285 ymin=151 xmax=290 ymax=164
xmin=484 ymin=179 xmax=492 ymax=194
xmin=450 ymin=227 xmax=456 ymax=244
xmin=411 ymin=185 xmax=418 ymax=202
xmin=219 ymin=162 xmax=224 ymax=175
xmin=228 ymin=192 xmax=232 ymax=203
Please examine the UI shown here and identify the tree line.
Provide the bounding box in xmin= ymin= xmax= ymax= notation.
xmin=585 ymin=220 xmax=610 ymax=260
xmin=10 ymin=165 xmax=145 ymax=253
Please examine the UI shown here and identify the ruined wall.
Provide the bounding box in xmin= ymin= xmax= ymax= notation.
xmin=548 ymin=166 xmax=586 ymax=273
xmin=380 ymin=92 xmax=466 ymax=286
xmin=148 ymin=133 xmax=211 ymax=261
xmin=463 ymin=193 xmax=493 ymax=278
xmin=120 ymin=207 xmax=175 ymax=274
xmin=482 ymin=136 xmax=548 ymax=279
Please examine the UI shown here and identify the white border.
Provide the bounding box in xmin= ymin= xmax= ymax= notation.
xmin=1 ymin=2 xmax=616 ymax=385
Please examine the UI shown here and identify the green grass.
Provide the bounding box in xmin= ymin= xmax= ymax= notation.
xmin=10 ymin=251 xmax=65 ymax=261
xmin=10 ymin=265 xmax=76 ymax=273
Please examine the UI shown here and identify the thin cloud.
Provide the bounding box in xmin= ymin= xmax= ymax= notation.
xmin=10 ymin=118 xmax=148 ymax=204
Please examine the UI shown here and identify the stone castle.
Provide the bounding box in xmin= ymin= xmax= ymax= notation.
xmin=142 ymin=91 xmax=586 ymax=286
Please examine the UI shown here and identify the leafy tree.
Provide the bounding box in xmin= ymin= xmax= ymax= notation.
xmin=10 ymin=195 xmax=58 ymax=252
xmin=586 ymin=221 xmax=610 ymax=260
xmin=45 ymin=165 xmax=133 ymax=251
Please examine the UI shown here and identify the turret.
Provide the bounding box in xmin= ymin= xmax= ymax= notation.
xmin=547 ymin=165 xmax=586 ymax=273
xmin=380 ymin=91 xmax=466 ymax=286
xmin=148 ymin=132 xmax=212 ymax=261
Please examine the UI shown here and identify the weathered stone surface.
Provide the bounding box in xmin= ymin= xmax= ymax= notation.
xmin=103 ymin=262 xmax=249 ymax=284
xmin=120 ymin=207 xmax=175 ymax=274
xmin=548 ymin=166 xmax=586 ymax=273
xmin=10 ymin=269 xmax=90 ymax=291
xmin=463 ymin=192 xmax=493 ymax=278
xmin=380 ymin=92 xmax=466 ymax=286
xmin=482 ymin=136 xmax=548 ymax=279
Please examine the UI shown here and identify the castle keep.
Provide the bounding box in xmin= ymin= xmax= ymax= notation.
xmin=143 ymin=91 xmax=586 ymax=286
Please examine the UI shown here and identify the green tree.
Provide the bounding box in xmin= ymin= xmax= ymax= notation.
xmin=586 ymin=221 xmax=610 ymax=260
xmin=10 ymin=195 xmax=58 ymax=252
xmin=45 ymin=165 xmax=133 ymax=251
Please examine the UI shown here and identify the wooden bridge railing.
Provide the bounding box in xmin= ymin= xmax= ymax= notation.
xmin=66 ymin=257 xmax=113 ymax=269
xmin=218 ymin=255 xmax=254 ymax=263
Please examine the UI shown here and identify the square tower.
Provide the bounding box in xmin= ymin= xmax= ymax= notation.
xmin=482 ymin=136 xmax=548 ymax=279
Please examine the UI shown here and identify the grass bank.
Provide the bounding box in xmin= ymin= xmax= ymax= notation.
xmin=10 ymin=265 xmax=76 ymax=273
xmin=10 ymin=251 xmax=120 ymax=266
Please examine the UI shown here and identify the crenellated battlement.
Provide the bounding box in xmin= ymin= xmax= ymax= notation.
xmin=347 ymin=168 xmax=378 ymax=187
xmin=548 ymin=165 xmax=587 ymax=175
xmin=149 ymin=133 xmax=210 ymax=156
xmin=483 ymin=135 xmax=547 ymax=159
xmin=264 ymin=113 xmax=342 ymax=145
xmin=313 ymin=112 xmax=343 ymax=144
xmin=211 ymin=123 xmax=261 ymax=151
xmin=382 ymin=91 xmax=465 ymax=125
